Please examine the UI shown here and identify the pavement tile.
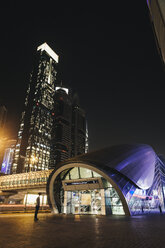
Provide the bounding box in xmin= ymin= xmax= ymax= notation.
xmin=0 ymin=213 xmax=165 ymax=248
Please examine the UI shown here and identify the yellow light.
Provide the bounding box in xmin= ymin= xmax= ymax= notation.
xmin=31 ymin=156 xmax=38 ymax=163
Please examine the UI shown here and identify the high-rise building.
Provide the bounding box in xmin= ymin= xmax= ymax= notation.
xmin=147 ymin=0 xmax=165 ymax=64
xmin=12 ymin=43 xmax=59 ymax=173
xmin=1 ymin=139 xmax=16 ymax=174
xmin=71 ymin=96 xmax=87 ymax=157
xmin=50 ymin=86 xmax=72 ymax=167
xmin=12 ymin=43 xmax=88 ymax=174
xmin=50 ymin=85 xmax=88 ymax=167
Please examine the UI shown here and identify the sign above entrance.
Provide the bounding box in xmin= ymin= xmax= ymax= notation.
xmin=62 ymin=177 xmax=104 ymax=191
xmin=64 ymin=180 xmax=99 ymax=186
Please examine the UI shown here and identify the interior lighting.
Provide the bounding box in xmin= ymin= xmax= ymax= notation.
xmin=31 ymin=156 xmax=38 ymax=164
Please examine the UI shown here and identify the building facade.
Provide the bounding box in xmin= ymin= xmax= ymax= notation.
xmin=147 ymin=0 xmax=165 ymax=64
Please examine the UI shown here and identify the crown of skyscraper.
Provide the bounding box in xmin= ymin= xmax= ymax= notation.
xmin=37 ymin=42 xmax=59 ymax=63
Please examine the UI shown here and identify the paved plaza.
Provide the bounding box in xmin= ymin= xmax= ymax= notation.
xmin=0 ymin=213 xmax=165 ymax=248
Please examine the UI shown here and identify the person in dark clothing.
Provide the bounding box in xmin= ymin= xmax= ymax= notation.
xmin=159 ymin=204 xmax=162 ymax=213
xmin=34 ymin=193 xmax=41 ymax=221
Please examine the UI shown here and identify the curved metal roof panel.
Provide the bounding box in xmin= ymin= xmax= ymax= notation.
xmin=61 ymin=144 xmax=156 ymax=189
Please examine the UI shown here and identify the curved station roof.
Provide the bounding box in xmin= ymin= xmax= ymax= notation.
xmin=52 ymin=144 xmax=156 ymax=190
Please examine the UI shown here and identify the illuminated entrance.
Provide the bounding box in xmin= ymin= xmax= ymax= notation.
xmin=51 ymin=167 xmax=125 ymax=215
xmin=66 ymin=190 xmax=102 ymax=214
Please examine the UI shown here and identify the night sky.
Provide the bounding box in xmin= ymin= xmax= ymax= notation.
xmin=0 ymin=2 xmax=165 ymax=155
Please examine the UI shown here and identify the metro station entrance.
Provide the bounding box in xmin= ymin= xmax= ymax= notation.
xmin=66 ymin=189 xmax=102 ymax=214
xmin=55 ymin=167 xmax=125 ymax=215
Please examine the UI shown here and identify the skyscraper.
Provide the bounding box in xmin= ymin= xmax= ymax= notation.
xmin=71 ymin=96 xmax=87 ymax=157
xmin=50 ymin=85 xmax=72 ymax=167
xmin=50 ymin=85 xmax=88 ymax=167
xmin=12 ymin=43 xmax=59 ymax=173
xmin=12 ymin=43 xmax=88 ymax=174
xmin=147 ymin=0 xmax=165 ymax=64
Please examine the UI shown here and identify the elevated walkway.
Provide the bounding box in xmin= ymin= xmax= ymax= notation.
xmin=0 ymin=170 xmax=53 ymax=192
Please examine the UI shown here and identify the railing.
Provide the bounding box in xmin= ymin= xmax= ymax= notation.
xmin=0 ymin=170 xmax=53 ymax=191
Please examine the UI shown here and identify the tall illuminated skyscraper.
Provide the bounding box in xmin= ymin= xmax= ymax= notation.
xmin=12 ymin=43 xmax=88 ymax=174
xmin=12 ymin=43 xmax=59 ymax=173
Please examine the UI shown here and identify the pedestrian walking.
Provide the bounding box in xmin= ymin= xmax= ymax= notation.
xmin=34 ymin=193 xmax=41 ymax=221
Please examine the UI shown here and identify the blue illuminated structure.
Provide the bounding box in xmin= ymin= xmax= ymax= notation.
xmin=47 ymin=144 xmax=165 ymax=216
xmin=1 ymin=148 xmax=14 ymax=174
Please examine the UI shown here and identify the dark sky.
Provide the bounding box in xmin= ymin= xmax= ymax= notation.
xmin=0 ymin=2 xmax=165 ymax=155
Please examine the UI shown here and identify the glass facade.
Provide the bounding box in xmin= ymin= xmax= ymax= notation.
xmin=54 ymin=167 xmax=125 ymax=215
xmin=125 ymin=158 xmax=165 ymax=215
xmin=66 ymin=190 xmax=102 ymax=214
xmin=102 ymin=155 xmax=165 ymax=215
